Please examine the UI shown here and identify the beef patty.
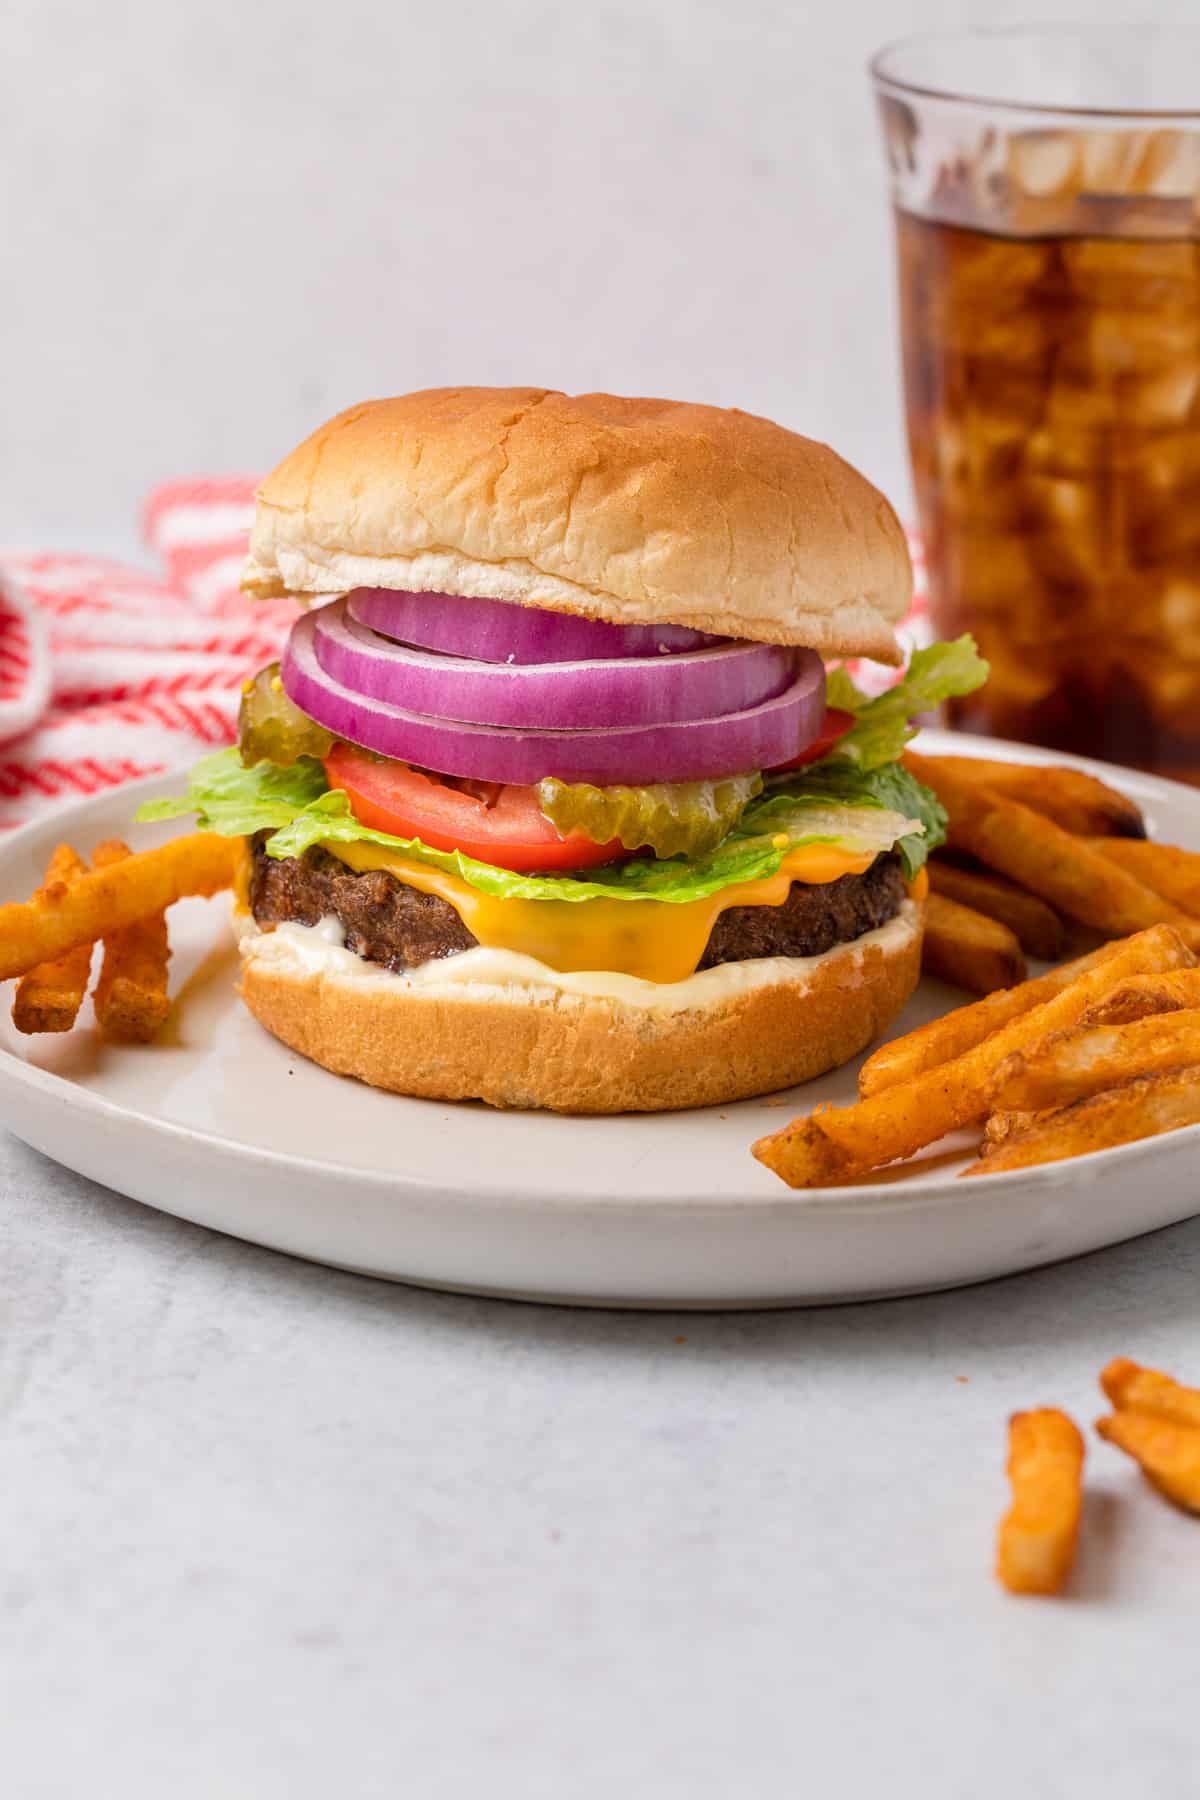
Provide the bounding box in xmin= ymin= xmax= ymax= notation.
xmin=248 ymin=839 xmax=908 ymax=974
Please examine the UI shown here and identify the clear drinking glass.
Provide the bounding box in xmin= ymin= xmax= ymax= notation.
xmin=872 ymin=27 xmax=1200 ymax=779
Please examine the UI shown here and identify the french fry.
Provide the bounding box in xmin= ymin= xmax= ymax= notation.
xmin=905 ymin=753 xmax=1190 ymax=939
xmin=1077 ymin=969 xmax=1200 ymax=1028
xmin=991 ymin=1010 xmax=1200 ymax=1111
xmin=0 ymin=833 xmax=237 ymax=981
xmin=996 ymin=1409 xmax=1086 ymax=1596
xmin=11 ymin=845 xmax=94 ymax=1034
xmin=985 ymin=1107 xmax=1047 ymax=1146
xmin=933 ymin=755 xmax=1146 ymax=839
xmin=921 ymin=891 xmax=1027 ymax=994
xmin=1100 ymin=1357 xmax=1200 ymax=1431
xmin=1090 ymin=839 xmax=1200 ymax=918
xmin=756 ymin=927 xmax=1195 ymax=1186
xmin=928 ymin=860 xmax=1065 ymax=962
xmin=1057 ymin=922 xmax=1109 ymax=961
xmin=963 ymin=1064 xmax=1200 ymax=1177
xmin=90 ymin=840 xmax=171 ymax=1043
xmin=1095 ymin=1411 xmax=1200 ymax=1514
xmin=857 ymin=937 xmax=1156 ymax=1099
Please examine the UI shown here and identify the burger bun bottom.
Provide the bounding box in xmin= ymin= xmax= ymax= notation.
xmin=237 ymin=899 xmax=923 ymax=1114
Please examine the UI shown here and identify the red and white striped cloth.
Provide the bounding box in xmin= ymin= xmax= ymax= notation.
xmin=0 ymin=480 xmax=292 ymax=829
xmin=0 ymin=481 xmax=929 ymax=830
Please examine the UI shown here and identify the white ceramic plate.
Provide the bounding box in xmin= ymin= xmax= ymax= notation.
xmin=0 ymin=729 xmax=1197 ymax=1309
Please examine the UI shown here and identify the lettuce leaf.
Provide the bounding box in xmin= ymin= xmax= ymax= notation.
xmin=139 ymin=752 xmax=327 ymax=832
xmin=271 ymin=789 xmax=791 ymax=902
xmin=138 ymin=748 xmax=933 ymax=905
xmin=755 ymin=761 xmax=946 ymax=880
xmin=823 ymin=635 xmax=988 ymax=770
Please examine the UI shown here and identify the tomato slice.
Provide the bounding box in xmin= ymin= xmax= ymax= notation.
xmin=769 ymin=707 xmax=856 ymax=772
xmin=323 ymin=745 xmax=625 ymax=872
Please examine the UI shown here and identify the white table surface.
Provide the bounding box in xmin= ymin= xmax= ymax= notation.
xmin=6 ymin=1121 xmax=1200 ymax=1797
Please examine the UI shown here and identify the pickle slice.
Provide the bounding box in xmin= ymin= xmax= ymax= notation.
xmin=238 ymin=663 xmax=335 ymax=767
xmin=537 ymin=772 xmax=763 ymax=860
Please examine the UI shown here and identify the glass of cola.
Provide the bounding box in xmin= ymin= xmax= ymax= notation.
xmin=873 ymin=27 xmax=1200 ymax=779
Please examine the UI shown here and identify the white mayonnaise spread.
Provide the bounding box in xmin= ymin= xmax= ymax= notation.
xmin=237 ymin=900 xmax=919 ymax=1017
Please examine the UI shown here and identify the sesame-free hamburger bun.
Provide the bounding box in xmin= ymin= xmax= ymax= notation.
xmin=242 ymin=387 xmax=911 ymax=663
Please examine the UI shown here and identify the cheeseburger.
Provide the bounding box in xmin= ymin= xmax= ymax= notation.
xmin=147 ymin=388 xmax=985 ymax=1111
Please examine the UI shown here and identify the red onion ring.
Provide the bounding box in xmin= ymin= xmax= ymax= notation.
xmin=282 ymin=611 xmax=826 ymax=786
xmin=347 ymin=588 xmax=723 ymax=664
xmin=310 ymin=597 xmax=794 ymax=729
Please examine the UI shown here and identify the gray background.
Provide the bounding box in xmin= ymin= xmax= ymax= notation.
xmin=7 ymin=1139 xmax=1200 ymax=1798
xmin=5 ymin=0 xmax=1195 ymax=551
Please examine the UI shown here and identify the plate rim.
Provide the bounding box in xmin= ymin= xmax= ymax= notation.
xmin=1 ymin=729 xmax=1198 ymax=1213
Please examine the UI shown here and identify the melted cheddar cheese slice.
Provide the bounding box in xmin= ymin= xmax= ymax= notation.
xmin=321 ymin=839 xmax=882 ymax=984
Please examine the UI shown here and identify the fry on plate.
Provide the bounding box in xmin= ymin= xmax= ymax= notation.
xmin=11 ymin=845 xmax=94 ymax=1035
xmin=857 ymin=937 xmax=1155 ymax=1099
xmin=1095 ymin=1410 xmax=1200 ymax=1514
xmin=985 ymin=1107 xmax=1048 ymax=1147
xmin=1100 ymin=1358 xmax=1200 ymax=1431
xmin=90 ymin=839 xmax=172 ymax=1042
xmin=0 ymin=833 xmax=238 ymax=982
xmin=996 ymin=1409 xmax=1086 ymax=1596
xmin=1090 ymin=839 xmax=1200 ymax=918
xmin=963 ymin=1064 xmax=1200 ymax=1177
xmin=931 ymin=755 xmax=1145 ymax=839
xmin=756 ymin=927 xmax=1195 ymax=1186
xmin=1077 ymin=968 xmax=1200 ymax=1028
xmin=928 ymin=860 xmax=1065 ymax=962
xmin=905 ymin=753 xmax=1190 ymax=939
xmin=990 ymin=1010 xmax=1200 ymax=1111
xmin=921 ymin=890 xmax=1028 ymax=995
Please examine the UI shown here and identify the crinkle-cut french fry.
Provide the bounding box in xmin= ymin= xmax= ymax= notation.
xmin=1100 ymin=1358 xmax=1200 ymax=1431
xmin=1096 ymin=1411 xmax=1200 ymax=1514
xmin=11 ymin=844 xmax=93 ymax=1034
xmin=991 ymin=1010 xmax=1200 ymax=1111
xmin=858 ymin=937 xmax=1164 ymax=1100
xmin=1090 ymin=839 xmax=1200 ymax=918
xmin=932 ymin=755 xmax=1146 ymax=839
xmin=90 ymin=839 xmax=171 ymax=1042
xmin=757 ymin=928 xmax=1195 ymax=1187
xmin=996 ymin=1409 xmax=1085 ymax=1596
xmin=922 ymin=891 xmax=1028 ymax=995
xmin=928 ymin=860 xmax=1066 ymax=962
xmin=963 ymin=1064 xmax=1200 ymax=1177
xmin=904 ymin=753 xmax=1188 ymax=937
xmin=0 ymin=833 xmax=237 ymax=981
xmin=1078 ymin=969 xmax=1200 ymax=1028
